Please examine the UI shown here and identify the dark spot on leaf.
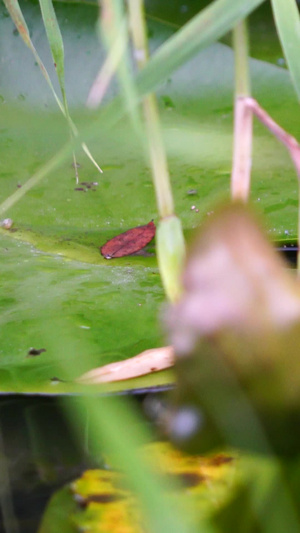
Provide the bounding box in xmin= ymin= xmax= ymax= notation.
xmin=161 ymin=95 xmax=175 ymax=109
xmin=27 ymin=348 xmax=46 ymax=357
xmin=207 ymin=454 xmax=234 ymax=466
xmin=99 ymin=475 xmax=113 ymax=483
xmin=100 ymin=221 xmax=156 ymax=259
xmin=78 ymin=493 xmax=125 ymax=507
xmin=167 ymin=472 xmax=206 ymax=488
xmin=74 ymin=182 xmax=98 ymax=192
xmin=179 ymin=472 xmax=206 ymax=487
xmin=50 ymin=376 xmax=63 ymax=384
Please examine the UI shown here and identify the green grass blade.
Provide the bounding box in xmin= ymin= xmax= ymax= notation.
xmin=1 ymin=0 xmax=267 ymax=215
xmin=40 ymin=0 xmax=80 ymax=181
xmin=127 ymin=0 xmax=175 ymax=219
xmin=38 ymin=0 xmax=81 ymax=180
xmin=86 ymin=18 xmax=128 ymax=109
xmin=85 ymin=0 xmax=268 ymax=124
xmin=2 ymin=0 xmax=64 ymax=113
xmin=38 ymin=0 xmax=67 ymax=108
xmin=64 ymin=395 xmax=213 ymax=533
xmin=43 ymin=319 xmax=215 ymax=533
xmin=127 ymin=0 xmax=185 ymax=302
xmin=99 ymin=0 xmax=144 ymax=136
xmin=38 ymin=0 xmax=104 ymax=178
xmin=86 ymin=0 xmax=268 ymax=164
xmin=3 ymin=0 xmax=103 ymax=178
xmin=136 ymin=0 xmax=266 ymax=95
xmin=271 ymin=0 xmax=300 ymax=101
xmin=270 ymin=0 xmax=300 ymax=273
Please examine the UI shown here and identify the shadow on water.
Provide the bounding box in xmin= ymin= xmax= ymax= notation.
xmin=0 ymin=396 xmax=98 ymax=533
xmin=0 ymin=389 xmax=166 ymax=533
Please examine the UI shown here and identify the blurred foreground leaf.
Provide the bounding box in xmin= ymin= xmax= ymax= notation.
xmin=166 ymin=203 xmax=300 ymax=455
xmin=39 ymin=441 xmax=237 ymax=533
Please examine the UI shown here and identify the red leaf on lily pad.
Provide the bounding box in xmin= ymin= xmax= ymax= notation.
xmin=100 ymin=221 xmax=156 ymax=259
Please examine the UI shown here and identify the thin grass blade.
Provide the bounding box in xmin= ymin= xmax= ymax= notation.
xmin=99 ymin=0 xmax=143 ymax=136
xmin=38 ymin=0 xmax=104 ymax=177
xmin=38 ymin=0 xmax=68 ymax=108
xmin=4 ymin=0 xmax=103 ymax=178
xmin=271 ymin=0 xmax=300 ymax=101
xmin=38 ymin=0 xmax=79 ymax=178
xmin=1 ymin=0 xmax=266 ymax=214
xmin=82 ymin=0 xmax=269 ymax=134
xmin=3 ymin=0 xmax=64 ymax=113
xmin=41 ymin=318 xmax=215 ymax=533
xmin=136 ymin=0 xmax=266 ymax=95
xmin=87 ymin=18 xmax=128 ymax=109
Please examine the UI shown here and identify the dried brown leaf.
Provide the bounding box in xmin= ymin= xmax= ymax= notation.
xmin=77 ymin=346 xmax=174 ymax=384
xmin=100 ymin=221 xmax=156 ymax=259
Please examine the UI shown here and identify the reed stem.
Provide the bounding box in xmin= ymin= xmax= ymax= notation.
xmin=231 ymin=20 xmax=253 ymax=201
xmin=127 ymin=0 xmax=185 ymax=302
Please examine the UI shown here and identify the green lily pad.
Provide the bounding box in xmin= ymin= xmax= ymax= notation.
xmin=0 ymin=231 xmax=175 ymax=394
xmin=0 ymin=0 xmax=299 ymax=393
